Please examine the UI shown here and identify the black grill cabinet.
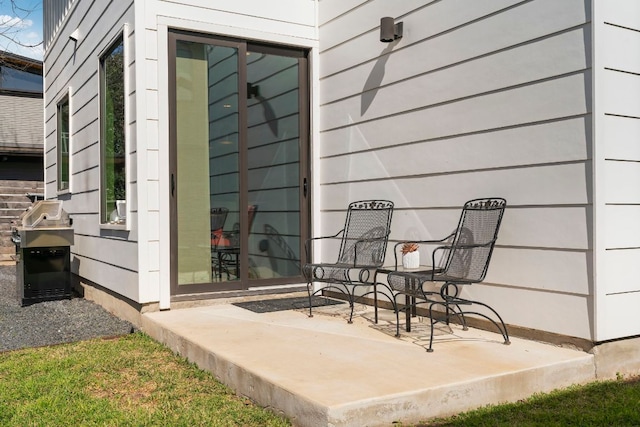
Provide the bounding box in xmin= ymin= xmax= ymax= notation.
xmin=11 ymin=201 xmax=74 ymax=306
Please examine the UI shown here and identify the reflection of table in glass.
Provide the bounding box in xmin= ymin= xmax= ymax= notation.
xmin=216 ymin=246 xmax=239 ymax=279
xmin=376 ymin=265 xmax=442 ymax=333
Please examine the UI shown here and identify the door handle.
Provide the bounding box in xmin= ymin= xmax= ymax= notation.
xmin=303 ymin=178 xmax=308 ymax=197
xmin=171 ymin=173 xmax=176 ymax=197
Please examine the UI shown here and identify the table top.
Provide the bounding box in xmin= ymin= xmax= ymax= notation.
xmin=216 ymin=246 xmax=240 ymax=253
xmin=376 ymin=265 xmax=440 ymax=274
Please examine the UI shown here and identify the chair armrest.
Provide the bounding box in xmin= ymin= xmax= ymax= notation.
xmin=351 ymin=233 xmax=390 ymax=267
xmin=304 ymin=229 xmax=345 ymax=261
xmin=430 ymin=240 xmax=495 ymax=273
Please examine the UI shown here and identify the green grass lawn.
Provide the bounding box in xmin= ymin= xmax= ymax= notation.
xmin=0 ymin=333 xmax=290 ymax=426
xmin=422 ymin=375 xmax=640 ymax=427
xmin=2 ymin=332 xmax=640 ymax=426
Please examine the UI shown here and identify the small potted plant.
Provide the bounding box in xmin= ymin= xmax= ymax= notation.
xmin=401 ymin=242 xmax=420 ymax=269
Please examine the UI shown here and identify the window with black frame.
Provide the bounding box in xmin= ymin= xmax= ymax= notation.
xmin=100 ymin=35 xmax=126 ymax=225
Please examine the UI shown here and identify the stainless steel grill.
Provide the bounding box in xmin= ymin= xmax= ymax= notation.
xmin=11 ymin=200 xmax=74 ymax=306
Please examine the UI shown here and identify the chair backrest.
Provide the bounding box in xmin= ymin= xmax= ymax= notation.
xmin=210 ymin=207 xmax=229 ymax=232
xmin=442 ymin=198 xmax=506 ymax=282
xmin=336 ymin=200 xmax=394 ymax=267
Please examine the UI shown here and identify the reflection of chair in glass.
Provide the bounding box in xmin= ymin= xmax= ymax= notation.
xmin=216 ymin=205 xmax=258 ymax=279
xmin=210 ymin=207 xmax=229 ymax=279
xmin=303 ymin=200 xmax=394 ymax=323
xmin=382 ymin=198 xmax=509 ymax=352
xmin=260 ymin=224 xmax=301 ymax=277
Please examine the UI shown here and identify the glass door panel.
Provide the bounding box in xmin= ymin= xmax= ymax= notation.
xmin=246 ymin=50 xmax=302 ymax=279
xmin=175 ymin=40 xmax=240 ymax=287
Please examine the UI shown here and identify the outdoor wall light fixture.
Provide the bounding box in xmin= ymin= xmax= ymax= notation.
xmin=247 ymin=82 xmax=260 ymax=99
xmin=380 ymin=17 xmax=403 ymax=42
xmin=69 ymin=28 xmax=80 ymax=42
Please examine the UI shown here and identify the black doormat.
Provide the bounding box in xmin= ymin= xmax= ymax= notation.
xmin=232 ymin=296 xmax=345 ymax=314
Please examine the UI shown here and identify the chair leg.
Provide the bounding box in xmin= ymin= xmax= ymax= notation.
xmin=346 ymin=287 xmax=356 ymax=324
xmin=384 ymin=292 xmax=416 ymax=337
xmin=443 ymin=298 xmax=468 ymax=331
xmin=455 ymin=298 xmax=511 ymax=346
xmin=374 ymin=282 xmax=378 ymax=324
xmin=379 ymin=291 xmax=400 ymax=337
xmin=427 ymin=301 xmax=438 ymax=353
xmin=393 ymin=293 xmax=400 ymax=337
xmin=426 ymin=300 xmax=467 ymax=352
xmin=307 ymin=282 xmax=354 ymax=322
xmin=361 ymin=284 xmax=401 ymax=337
xmin=306 ymin=281 xmax=314 ymax=318
xmin=426 ymin=298 xmax=510 ymax=352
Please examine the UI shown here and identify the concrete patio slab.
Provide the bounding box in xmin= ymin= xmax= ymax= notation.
xmin=140 ymin=298 xmax=595 ymax=427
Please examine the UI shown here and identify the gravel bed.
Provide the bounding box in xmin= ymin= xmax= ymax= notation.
xmin=0 ymin=265 xmax=134 ymax=352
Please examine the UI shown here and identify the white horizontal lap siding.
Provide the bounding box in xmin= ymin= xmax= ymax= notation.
xmin=44 ymin=0 xmax=139 ymax=301
xmin=321 ymin=74 xmax=589 ymax=158
xmin=320 ymin=163 xmax=590 ymax=212
xmin=604 ymin=115 xmax=640 ymax=160
xmin=72 ymin=254 xmax=140 ymax=302
xmin=159 ymin=0 xmax=315 ymax=27
xmin=322 ymin=29 xmax=589 ymax=130
xmin=596 ymin=1 xmax=640 ymax=340
xmin=73 ymin=234 xmax=138 ymax=272
xmin=321 ymin=0 xmax=589 ymax=103
xmin=318 ymin=0 xmax=592 ymax=338
xmin=462 ymin=284 xmax=592 ymax=339
xmin=322 ymin=118 xmax=589 ymax=184
xmin=152 ymin=0 xmax=316 ymax=41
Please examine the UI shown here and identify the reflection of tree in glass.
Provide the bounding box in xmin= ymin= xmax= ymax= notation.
xmin=104 ymin=41 xmax=125 ymax=203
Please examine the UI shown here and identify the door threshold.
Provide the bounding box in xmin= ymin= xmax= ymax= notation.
xmin=248 ymin=283 xmax=307 ymax=292
xmin=170 ymin=285 xmax=307 ymax=306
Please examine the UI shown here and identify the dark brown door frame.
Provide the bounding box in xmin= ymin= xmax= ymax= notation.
xmin=168 ymin=30 xmax=310 ymax=296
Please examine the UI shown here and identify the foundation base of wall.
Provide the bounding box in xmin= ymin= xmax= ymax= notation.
xmin=591 ymin=336 xmax=640 ymax=380
xmin=73 ymin=275 xmax=158 ymax=329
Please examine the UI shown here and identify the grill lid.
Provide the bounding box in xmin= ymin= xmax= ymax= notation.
xmin=12 ymin=200 xmax=74 ymax=248
xmin=17 ymin=200 xmax=71 ymax=228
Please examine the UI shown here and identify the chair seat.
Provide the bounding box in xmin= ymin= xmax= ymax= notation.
xmin=305 ymin=263 xmax=377 ymax=283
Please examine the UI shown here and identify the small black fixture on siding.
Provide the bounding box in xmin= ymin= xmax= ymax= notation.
xmin=247 ymin=82 xmax=260 ymax=99
xmin=380 ymin=17 xmax=403 ymax=42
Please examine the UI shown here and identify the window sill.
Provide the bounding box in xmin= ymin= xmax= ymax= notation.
xmin=100 ymin=222 xmax=128 ymax=231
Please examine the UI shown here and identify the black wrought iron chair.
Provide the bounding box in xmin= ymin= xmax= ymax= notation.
xmin=381 ymin=197 xmax=509 ymax=352
xmin=303 ymin=200 xmax=394 ymax=323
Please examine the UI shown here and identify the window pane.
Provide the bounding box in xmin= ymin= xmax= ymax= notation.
xmin=0 ymin=66 xmax=42 ymax=92
xmin=57 ymin=95 xmax=69 ymax=191
xmin=100 ymin=36 xmax=126 ymax=224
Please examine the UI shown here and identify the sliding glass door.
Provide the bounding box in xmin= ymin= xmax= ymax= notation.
xmin=169 ymin=31 xmax=309 ymax=294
